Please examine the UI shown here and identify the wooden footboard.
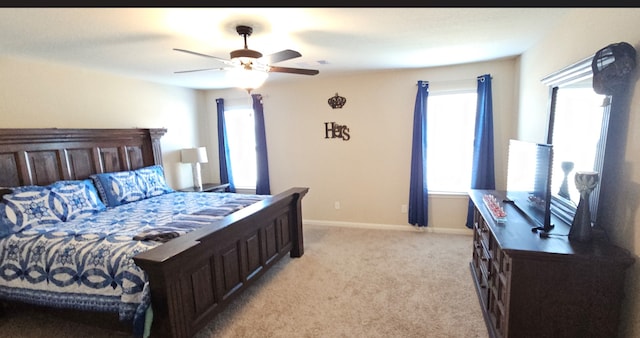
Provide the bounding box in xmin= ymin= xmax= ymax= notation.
xmin=133 ymin=187 xmax=309 ymax=338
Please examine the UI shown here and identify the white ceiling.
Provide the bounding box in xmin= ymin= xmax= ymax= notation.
xmin=0 ymin=8 xmax=571 ymax=90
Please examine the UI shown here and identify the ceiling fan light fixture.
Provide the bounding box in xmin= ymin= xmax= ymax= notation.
xmin=226 ymin=67 xmax=268 ymax=93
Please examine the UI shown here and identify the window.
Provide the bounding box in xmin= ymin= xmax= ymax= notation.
xmin=426 ymin=91 xmax=477 ymax=193
xmin=224 ymin=108 xmax=257 ymax=189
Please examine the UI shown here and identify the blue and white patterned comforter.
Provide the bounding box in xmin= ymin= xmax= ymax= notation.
xmin=0 ymin=191 xmax=266 ymax=331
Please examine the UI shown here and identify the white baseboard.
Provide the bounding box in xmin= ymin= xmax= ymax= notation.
xmin=303 ymin=219 xmax=473 ymax=236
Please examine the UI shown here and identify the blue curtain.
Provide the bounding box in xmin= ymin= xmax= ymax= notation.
xmin=216 ymin=98 xmax=236 ymax=193
xmin=408 ymin=80 xmax=429 ymax=227
xmin=252 ymin=94 xmax=271 ymax=195
xmin=465 ymin=74 xmax=496 ymax=228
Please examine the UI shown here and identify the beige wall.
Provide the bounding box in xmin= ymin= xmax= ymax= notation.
xmin=517 ymin=8 xmax=640 ymax=337
xmin=205 ymin=58 xmax=517 ymax=234
xmin=0 ymin=55 xmax=207 ymax=189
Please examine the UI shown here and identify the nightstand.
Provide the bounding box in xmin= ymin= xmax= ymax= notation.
xmin=179 ymin=183 xmax=229 ymax=193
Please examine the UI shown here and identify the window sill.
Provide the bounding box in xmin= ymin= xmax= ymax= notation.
xmin=234 ymin=187 xmax=256 ymax=194
xmin=427 ymin=191 xmax=469 ymax=198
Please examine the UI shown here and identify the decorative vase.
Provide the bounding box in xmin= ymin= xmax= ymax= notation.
xmin=568 ymin=171 xmax=599 ymax=242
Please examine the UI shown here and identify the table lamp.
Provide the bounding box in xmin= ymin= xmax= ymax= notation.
xmin=181 ymin=147 xmax=208 ymax=190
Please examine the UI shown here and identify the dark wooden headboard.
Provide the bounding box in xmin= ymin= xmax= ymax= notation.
xmin=0 ymin=128 xmax=167 ymax=187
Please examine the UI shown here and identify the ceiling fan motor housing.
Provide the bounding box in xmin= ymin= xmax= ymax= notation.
xmin=231 ymin=25 xmax=263 ymax=59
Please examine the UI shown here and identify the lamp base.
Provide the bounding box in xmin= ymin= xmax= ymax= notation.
xmin=192 ymin=162 xmax=203 ymax=190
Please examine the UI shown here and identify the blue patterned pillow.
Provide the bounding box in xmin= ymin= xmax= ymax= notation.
xmin=135 ymin=165 xmax=174 ymax=198
xmin=0 ymin=185 xmax=64 ymax=237
xmin=91 ymin=170 xmax=147 ymax=208
xmin=49 ymin=179 xmax=106 ymax=221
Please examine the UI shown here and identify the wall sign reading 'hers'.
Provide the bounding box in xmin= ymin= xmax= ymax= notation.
xmin=324 ymin=122 xmax=350 ymax=141
xmin=325 ymin=92 xmax=350 ymax=141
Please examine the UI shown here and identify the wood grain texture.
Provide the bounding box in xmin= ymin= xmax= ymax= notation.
xmin=0 ymin=128 xmax=308 ymax=338
xmin=469 ymin=189 xmax=633 ymax=338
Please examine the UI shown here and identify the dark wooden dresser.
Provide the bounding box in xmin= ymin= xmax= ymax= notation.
xmin=469 ymin=189 xmax=634 ymax=338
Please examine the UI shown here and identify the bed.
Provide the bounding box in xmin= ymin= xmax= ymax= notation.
xmin=0 ymin=128 xmax=308 ymax=338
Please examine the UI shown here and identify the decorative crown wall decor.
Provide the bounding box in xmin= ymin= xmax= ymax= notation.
xmin=328 ymin=93 xmax=347 ymax=109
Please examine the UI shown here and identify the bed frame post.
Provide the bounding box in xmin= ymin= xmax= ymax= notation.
xmin=149 ymin=128 xmax=166 ymax=165
xmin=290 ymin=188 xmax=307 ymax=257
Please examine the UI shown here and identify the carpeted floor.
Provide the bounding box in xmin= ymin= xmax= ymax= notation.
xmin=0 ymin=224 xmax=488 ymax=338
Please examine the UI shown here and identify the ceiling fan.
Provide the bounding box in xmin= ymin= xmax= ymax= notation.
xmin=174 ymin=25 xmax=319 ymax=91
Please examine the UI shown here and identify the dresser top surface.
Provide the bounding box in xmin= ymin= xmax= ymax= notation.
xmin=470 ymin=189 xmax=633 ymax=264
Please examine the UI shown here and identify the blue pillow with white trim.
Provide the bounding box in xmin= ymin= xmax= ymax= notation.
xmin=49 ymin=179 xmax=106 ymax=221
xmin=135 ymin=165 xmax=174 ymax=198
xmin=91 ymin=170 xmax=147 ymax=208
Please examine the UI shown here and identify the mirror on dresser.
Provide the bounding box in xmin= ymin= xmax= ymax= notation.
xmin=542 ymin=56 xmax=610 ymax=226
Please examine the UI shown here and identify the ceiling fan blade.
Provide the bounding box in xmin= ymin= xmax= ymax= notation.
xmin=174 ymin=67 xmax=225 ymax=74
xmin=173 ymin=48 xmax=233 ymax=65
xmin=269 ymin=66 xmax=319 ymax=76
xmin=261 ymin=49 xmax=302 ymax=64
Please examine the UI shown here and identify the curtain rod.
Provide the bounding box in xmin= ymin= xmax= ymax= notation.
xmin=416 ymin=75 xmax=493 ymax=85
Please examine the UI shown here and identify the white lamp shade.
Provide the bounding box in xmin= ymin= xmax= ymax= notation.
xmin=226 ymin=67 xmax=268 ymax=91
xmin=181 ymin=147 xmax=208 ymax=163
